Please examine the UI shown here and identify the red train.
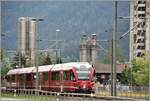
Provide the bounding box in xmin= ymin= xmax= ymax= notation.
xmin=6 ymin=62 xmax=95 ymax=93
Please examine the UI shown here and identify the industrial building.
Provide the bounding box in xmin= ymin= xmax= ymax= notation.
xmin=18 ymin=17 xmax=37 ymax=67
xmin=130 ymin=0 xmax=150 ymax=61
xmin=95 ymin=63 xmax=126 ymax=84
xmin=79 ymin=34 xmax=97 ymax=65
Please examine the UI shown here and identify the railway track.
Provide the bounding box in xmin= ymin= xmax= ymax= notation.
xmin=1 ymin=88 xmax=138 ymax=101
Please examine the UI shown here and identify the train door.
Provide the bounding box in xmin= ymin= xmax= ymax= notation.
xmin=48 ymin=71 xmax=51 ymax=91
xmin=51 ymin=71 xmax=61 ymax=92
xmin=18 ymin=74 xmax=24 ymax=89
xmin=41 ymin=72 xmax=49 ymax=90
xmin=26 ymin=74 xmax=32 ymax=89
xmin=62 ymin=70 xmax=77 ymax=92
xmin=11 ymin=75 xmax=16 ymax=88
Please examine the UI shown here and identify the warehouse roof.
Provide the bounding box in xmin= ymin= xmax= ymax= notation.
xmin=95 ymin=64 xmax=126 ymax=73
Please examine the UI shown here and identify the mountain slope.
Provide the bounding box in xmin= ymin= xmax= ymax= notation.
xmin=1 ymin=1 xmax=130 ymax=61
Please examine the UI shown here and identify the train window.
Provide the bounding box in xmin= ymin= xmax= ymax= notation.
xmin=5 ymin=76 xmax=10 ymax=82
xmin=11 ymin=75 xmax=15 ymax=82
xmin=26 ymin=74 xmax=31 ymax=81
xmin=19 ymin=74 xmax=24 ymax=82
xmin=63 ymin=71 xmax=68 ymax=80
xmin=70 ymin=71 xmax=75 ymax=81
xmin=76 ymin=71 xmax=90 ymax=80
xmin=44 ymin=72 xmax=48 ymax=80
xmin=52 ymin=72 xmax=60 ymax=80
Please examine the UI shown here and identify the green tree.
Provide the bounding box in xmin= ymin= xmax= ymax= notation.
xmin=11 ymin=52 xmax=53 ymax=67
xmin=38 ymin=53 xmax=46 ymax=66
xmin=0 ymin=49 xmax=4 ymax=60
xmin=1 ymin=61 xmax=10 ymax=79
xmin=43 ymin=54 xmax=52 ymax=65
xmin=132 ymin=57 xmax=149 ymax=86
xmin=0 ymin=49 xmax=11 ymax=83
xmin=11 ymin=52 xmax=27 ymax=68
xmin=38 ymin=53 xmax=54 ymax=65
xmin=120 ymin=56 xmax=149 ymax=86
xmin=118 ymin=66 xmax=135 ymax=85
xmin=11 ymin=53 xmax=19 ymax=68
xmin=56 ymin=57 xmax=62 ymax=64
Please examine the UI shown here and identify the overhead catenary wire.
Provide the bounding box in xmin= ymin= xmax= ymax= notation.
xmin=119 ymin=21 xmax=143 ymax=39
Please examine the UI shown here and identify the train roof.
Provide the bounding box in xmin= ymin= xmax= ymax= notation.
xmin=7 ymin=68 xmax=19 ymax=75
xmin=47 ymin=62 xmax=92 ymax=71
xmin=7 ymin=67 xmax=35 ymax=75
xmin=7 ymin=62 xmax=92 ymax=75
xmin=51 ymin=64 xmax=72 ymax=71
xmin=51 ymin=62 xmax=92 ymax=71
xmin=33 ymin=65 xmax=54 ymax=73
xmin=7 ymin=65 xmax=54 ymax=75
xmin=63 ymin=62 xmax=92 ymax=69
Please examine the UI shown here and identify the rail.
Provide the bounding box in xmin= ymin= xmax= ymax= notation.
xmin=1 ymin=88 xmax=139 ymax=101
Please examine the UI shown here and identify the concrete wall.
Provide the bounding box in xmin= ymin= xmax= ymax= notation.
xmin=19 ymin=17 xmax=26 ymax=55
xmin=29 ymin=19 xmax=36 ymax=66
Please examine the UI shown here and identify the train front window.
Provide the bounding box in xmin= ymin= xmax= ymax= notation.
xmin=71 ymin=71 xmax=75 ymax=81
xmin=76 ymin=71 xmax=90 ymax=80
xmin=75 ymin=64 xmax=91 ymax=80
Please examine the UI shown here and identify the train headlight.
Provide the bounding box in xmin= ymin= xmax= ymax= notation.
xmin=83 ymin=85 xmax=86 ymax=89
xmin=92 ymin=86 xmax=95 ymax=90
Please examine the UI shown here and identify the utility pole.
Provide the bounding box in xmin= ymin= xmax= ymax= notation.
xmin=148 ymin=51 xmax=150 ymax=100
xmin=56 ymin=29 xmax=60 ymax=63
xmin=32 ymin=18 xmax=44 ymax=92
xmin=18 ymin=50 xmax=22 ymax=68
xmin=111 ymin=0 xmax=117 ymax=96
